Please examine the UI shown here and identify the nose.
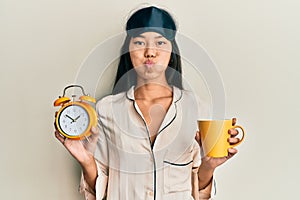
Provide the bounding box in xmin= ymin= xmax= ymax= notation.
xmin=144 ymin=47 xmax=156 ymax=58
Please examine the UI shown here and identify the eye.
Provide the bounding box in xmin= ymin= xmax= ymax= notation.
xmin=133 ymin=41 xmax=145 ymax=46
xmin=157 ymin=41 xmax=167 ymax=46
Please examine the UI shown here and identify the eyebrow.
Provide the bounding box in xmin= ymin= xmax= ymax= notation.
xmin=134 ymin=35 xmax=165 ymax=39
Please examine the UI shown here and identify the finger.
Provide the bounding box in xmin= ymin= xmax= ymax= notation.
xmin=232 ymin=118 xmax=237 ymax=126
xmin=227 ymin=148 xmax=238 ymax=158
xmin=228 ymin=137 xmax=240 ymax=144
xmin=228 ymin=128 xmax=239 ymax=137
xmin=55 ymin=130 xmax=65 ymax=144
xmin=54 ymin=122 xmax=58 ymax=130
xmin=226 ymin=148 xmax=238 ymax=159
xmin=54 ymin=112 xmax=59 ymax=130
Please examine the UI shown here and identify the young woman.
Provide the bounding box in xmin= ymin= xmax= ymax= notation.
xmin=55 ymin=5 xmax=240 ymax=200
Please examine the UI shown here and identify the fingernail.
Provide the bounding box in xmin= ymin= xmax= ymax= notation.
xmin=91 ymin=126 xmax=97 ymax=132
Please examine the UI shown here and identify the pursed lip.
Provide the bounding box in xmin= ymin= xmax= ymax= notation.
xmin=144 ymin=60 xmax=155 ymax=67
xmin=144 ymin=59 xmax=154 ymax=64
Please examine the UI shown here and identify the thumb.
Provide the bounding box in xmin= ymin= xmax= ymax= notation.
xmin=82 ymin=126 xmax=99 ymax=154
xmin=87 ymin=126 xmax=99 ymax=144
xmin=195 ymin=131 xmax=202 ymax=147
xmin=91 ymin=126 xmax=99 ymax=135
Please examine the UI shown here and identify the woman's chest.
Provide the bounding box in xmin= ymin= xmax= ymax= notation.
xmin=135 ymin=97 xmax=172 ymax=137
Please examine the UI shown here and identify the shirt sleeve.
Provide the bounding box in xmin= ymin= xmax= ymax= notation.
xmin=79 ymin=159 xmax=108 ymax=200
xmin=191 ymin=141 xmax=217 ymax=200
xmin=198 ymin=178 xmax=216 ymax=200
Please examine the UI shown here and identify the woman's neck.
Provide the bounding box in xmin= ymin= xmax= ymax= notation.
xmin=134 ymin=83 xmax=172 ymax=101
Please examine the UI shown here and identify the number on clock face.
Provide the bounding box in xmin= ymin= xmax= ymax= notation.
xmin=58 ymin=105 xmax=90 ymax=136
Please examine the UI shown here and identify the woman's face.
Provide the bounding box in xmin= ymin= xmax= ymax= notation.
xmin=129 ymin=32 xmax=172 ymax=83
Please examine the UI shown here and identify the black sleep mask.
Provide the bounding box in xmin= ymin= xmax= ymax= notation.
xmin=126 ymin=6 xmax=177 ymax=40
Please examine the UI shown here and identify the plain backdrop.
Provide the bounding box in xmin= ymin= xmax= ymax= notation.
xmin=1 ymin=0 xmax=299 ymax=199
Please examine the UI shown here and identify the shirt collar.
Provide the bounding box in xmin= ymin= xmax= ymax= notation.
xmin=126 ymin=85 xmax=182 ymax=103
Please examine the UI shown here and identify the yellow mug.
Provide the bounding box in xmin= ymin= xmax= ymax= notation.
xmin=198 ymin=119 xmax=245 ymax=158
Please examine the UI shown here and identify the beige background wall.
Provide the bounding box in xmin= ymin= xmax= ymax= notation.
xmin=1 ymin=0 xmax=299 ymax=199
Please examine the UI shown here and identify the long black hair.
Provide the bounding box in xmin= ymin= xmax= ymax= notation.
xmin=112 ymin=6 xmax=183 ymax=94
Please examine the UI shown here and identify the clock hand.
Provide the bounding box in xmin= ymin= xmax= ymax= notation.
xmin=74 ymin=115 xmax=81 ymax=121
xmin=65 ymin=115 xmax=75 ymax=122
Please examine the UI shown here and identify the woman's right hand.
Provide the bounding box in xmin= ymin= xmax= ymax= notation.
xmin=54 ymin=117 xmax=99 ymax=166
xmin=54 ymin=118 xmax=99 ymax=191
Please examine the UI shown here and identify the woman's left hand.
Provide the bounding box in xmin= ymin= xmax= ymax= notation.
xmin=195 ymin=118 xmax=239 ymax=170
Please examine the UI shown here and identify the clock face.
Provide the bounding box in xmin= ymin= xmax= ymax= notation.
xmin=58 ymin=104 xmax=90 ymax=137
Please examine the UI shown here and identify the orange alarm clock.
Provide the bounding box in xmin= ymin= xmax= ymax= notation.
xmin=54 ymin=85 xmax=97 ymax=140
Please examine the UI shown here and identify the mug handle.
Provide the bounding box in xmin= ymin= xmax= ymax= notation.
xmin=230 ymin=125 xmax=245 ymax=147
